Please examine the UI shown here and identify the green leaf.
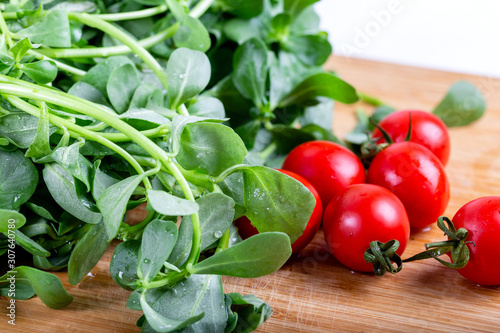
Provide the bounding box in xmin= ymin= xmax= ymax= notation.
xmin=432 ymin=81 xmax=486 ymax=127
xmin=177 ymin=122 xmax=247 ymax=176
xmin=107 ymin=63 xmax=141 ymax=114
xmin=168 ymin=115 xmax=223 ymax=158
xmin=191 ymin=232 xmax=291 ymax=277
xmin=68 ymin=222 xmax=109 ymax=285
xmin=127 ymin=287 xmax=169 ymax=311
xmin=68 ymin=81 xmax=110 ymax=106
xmin=91 ymin=160 xmax=119 ymax=202
xmin=216 ymin=0 xmax=264 ymax=19
xmin=97 ymin=170 xmax=156 ymax=241
xmin=165 ymin=0 xmax=187 ymax=20
xmin=232 ymin=38 xmax=269 ymax=108
xmin=0 ymin=278 xmax=35 ymax=300
xmin=33 ymin=254 xmax=69 ymax=271
xmin=218 ymin=173 xmax=245 ymax=219
xmin=139 ymin=219 xmax=178 ymax=282
xmin=120 ymin=107 xmax=170 ymax=131
xmin=79 ymin=56 xmax=134 ymax=98
xmin=235 ymin=120 xmax=261 ymax=150
xmin=25 ymin=202 xmax=57 ymax=223
xmin=19 ymin=60 xmax=58 ymax=84
xmin=141 ymin=291 xmax=204 ymax=332
xmin=271 ymin=13 xmax=292 ymax=41
xmin=174 ymin=15 xmax=211 ymax=52
xmin=0 ymin=37 xmax=15 ymax=66
xmin=52 ymin=140 xmax=93 ymax=192
xmin=0 ymin=113 xmax=56 ymax=149
xmin=10 ymin=229 xmax=50 ymax=257
xmin=223 ymin=19 xmax=262 ymax=45
xmin=147 ymin=189 xmax=199 ymax=216
xmin=290 ymin=6 xmax=320 ymax=35
xmin=299 ymin=97 xmax=334 ymax=130
xmin=270 ymin=125 xmax=315 ymax=154
xmin=110 ymin=239 xmax=141 ymax=291
xmin=301 ymin=124 xmax=343 ymax=145
xmin=25 ymin=102 xmax=52 ymax=159
xmin=0 ymin=266 xmax=72 ymax=309
xmin=10 ymin=38 xmax=33 ymax=62
xmin=20 ymin=217 xmax=58 ymax=239
xmin=169 ymin=193 xmax=235 ymax=266
xmin=241 ymin=166 xmax=315 ymax=242
xmin=368 ymin=105 xmax=396 ymax=130
xmin=284 ymin=0 xmax=320 ymax=18
xmin=187 ymin=96 xmax=225 ymax=119
xmin=142 ymin=275 xmax=225 ymax=333
xmin=280 ymin=73 xmax=358 ymax=107
xmin=43 ymin=163 xmax=102 ymax=224
xmin=167 ymin=48 xmax=211 ymax=110
xmin=129 ymin=84 xmax=160 ymax=109
xmin=225 ymin=293 xmax=273 ymax=333
xmin=344 ymin=108 xmax=370 ymax=145
xmin=208 ymin=76 xmax=254 ymax=124
xmin=283 ymin=35 xmax=332 ymax=66
xmin=16 ymin=9 xmax=71 ymax=47
xmin=0 ymin=209 xmax=26 ymax=232
xmin=0 ymin=149 xmax=38 ymax=210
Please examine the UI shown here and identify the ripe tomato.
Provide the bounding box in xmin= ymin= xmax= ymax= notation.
xmin=323 ymin=184 xmax=410 ymax=272
xmin=372 ymin=110 xmax=450 ymax=166
xmin=367 ymin=142 xmax=450 ymax=229
xmin=282 ymin=141 xmax=365 ymax=207
xmin=451 ymin=197 xmax=500 ymax=285
xmin=235 ymin=169 xmax=323 ymax=254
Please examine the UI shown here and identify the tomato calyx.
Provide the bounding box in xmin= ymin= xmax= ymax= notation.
xmin=403 ymin=216 xmax=473 ymax=269
xmin=360 ymin=114 xmax=413 ymax=167
xmin=364 ymin=240 xmax=403 ymax=276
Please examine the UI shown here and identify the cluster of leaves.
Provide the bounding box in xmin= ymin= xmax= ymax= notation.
xmin=0 ymin=1 xmax=323 ymax=331
xmin=205 ymin=0 xmax=358 ymax=166
xmin=4 ymin=0 xmax=359 ymax=166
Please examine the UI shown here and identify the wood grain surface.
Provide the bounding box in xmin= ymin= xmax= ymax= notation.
xmin=2 ymin=56 xmax=500 ymax=332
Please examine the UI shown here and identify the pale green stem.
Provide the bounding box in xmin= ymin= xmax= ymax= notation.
xmin=189 ymin=0 xmax=215 ymax=18
xmin=92 ymin=5 xmax=167 ymax=21
xmin=67 ymin=12 xmax=169 ymax=91
xmin=0 ymin=10 xmax=14 ymax=47
xmin=35 ymin=23 xmax=179 ymax=59
xmin=178 ymin=104 xmax=189 ymax=116
xmin=28 ymin=50 xmax=87 ymax=77
xmin=96 ymin=125 xmax=170 ymax=142
xmin=0 ymin=73 xmax=118 ymax=117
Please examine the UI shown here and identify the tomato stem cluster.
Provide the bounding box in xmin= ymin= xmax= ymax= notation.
xmin=364 ymin=240 xmax=403 ymax=276
xmin=403 ymin=216 xmax=471 ymax=269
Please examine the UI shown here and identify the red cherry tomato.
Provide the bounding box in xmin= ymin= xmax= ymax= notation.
xmin=235 ymin=169 xmax=323 ymax=254
xmin=282 ymin=141 xmax=365 ymax=207
xmin=451 ymin=197 xmax=500 ymax=285
xmin=323 ymin=184 xmax=410 ymax=272
xmin=367 ymin=142 xmax=450 ymax=229
xmin=372 ymin=110 xmax=451 ymax=166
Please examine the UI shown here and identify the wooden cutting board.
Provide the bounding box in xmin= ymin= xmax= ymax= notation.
xmin=2 ymin=56 xmax=500 ymax=332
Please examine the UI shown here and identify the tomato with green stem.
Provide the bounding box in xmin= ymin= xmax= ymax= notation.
xmin=282 ymin=141 xmax=365 ymax=208
xmin=404 ymin=197 xmax=500 ymax=286
xmin=235 ymin=169 xmax=323 ymax=255
xmin=372 ymin=110 xmax=450 ymax=166
xmin=323 ymin=184 xmax=410 ymax=273
xmin=367 ymin=141 xmax=450 ymax=229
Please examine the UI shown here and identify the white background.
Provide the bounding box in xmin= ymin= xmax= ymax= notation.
xmin=315 ymin=0 xmax=500 ymax=78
